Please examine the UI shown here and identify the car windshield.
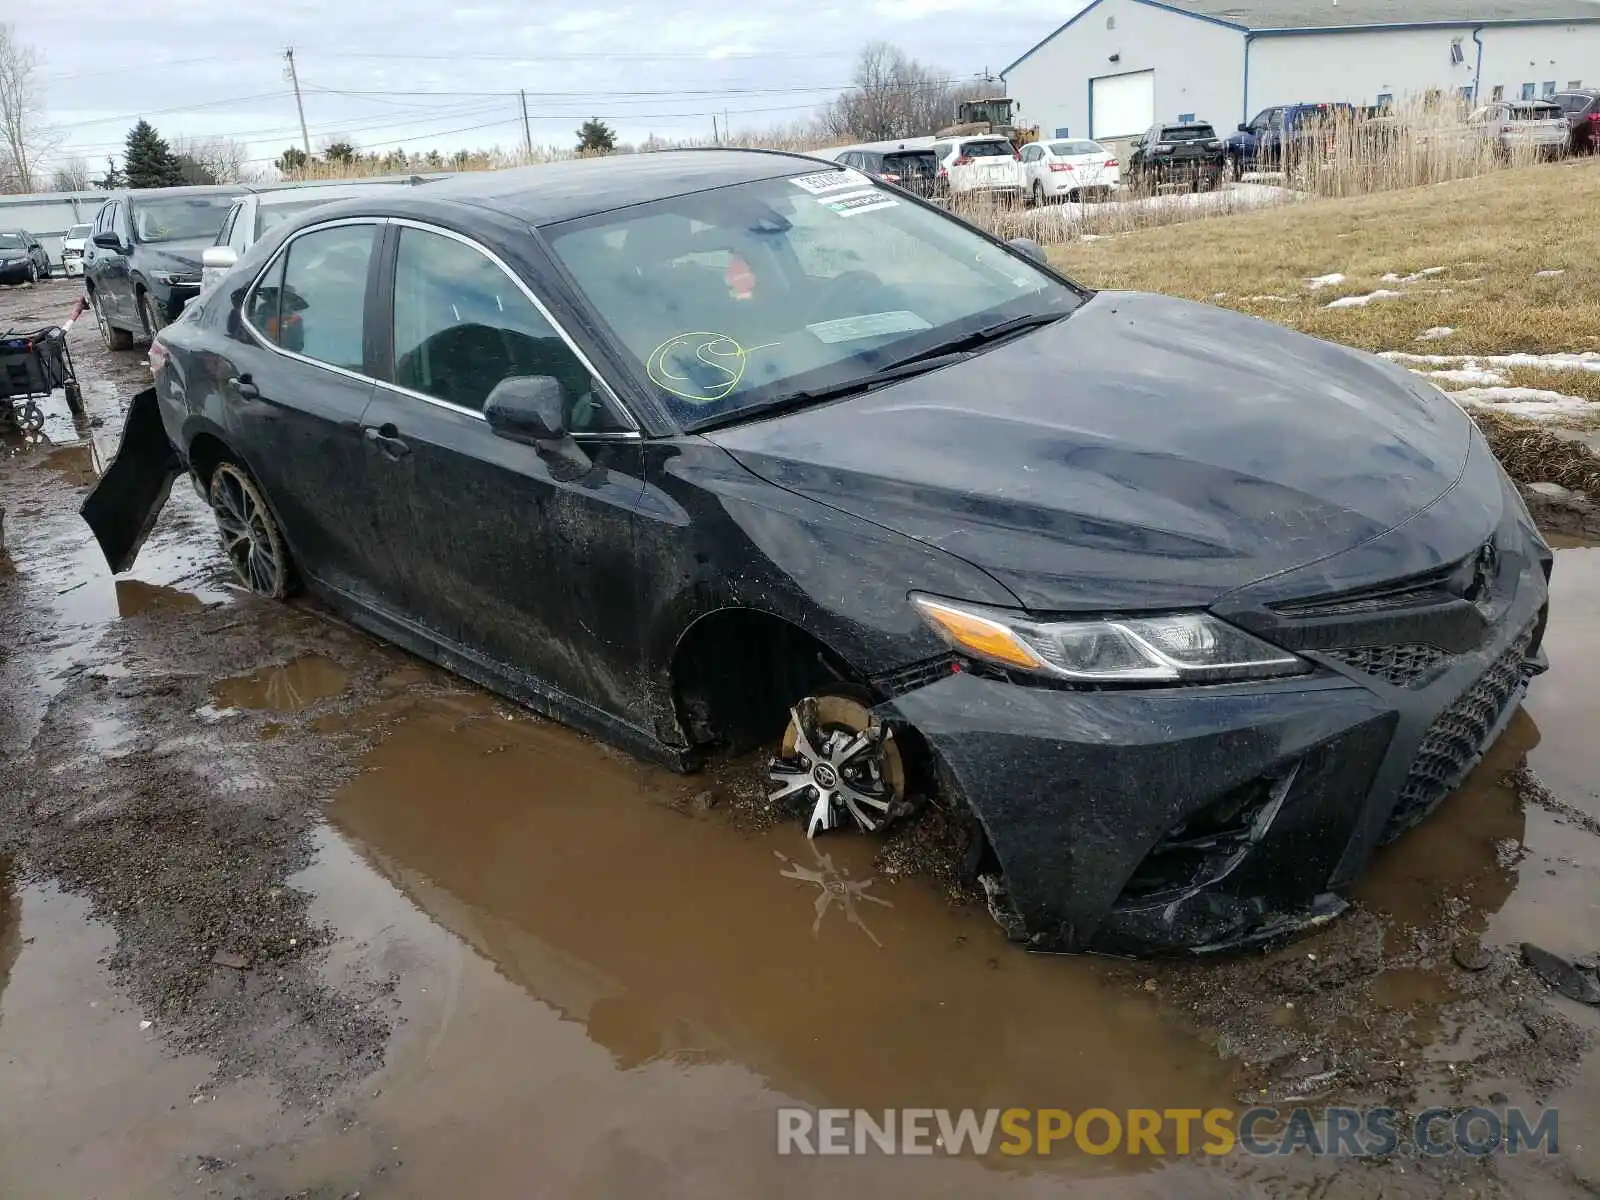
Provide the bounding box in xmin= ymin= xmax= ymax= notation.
xmin=1049 ymin=140 xmax=1102 ymax=156
xmin=1162 ymin=125 xmax=1216 ymax=141
xmin=547 ymin=171 xmax=1082 ymax=430
xmin=68 ymin=224 xmax=92 ymax=239
xmin=961 ymin=140 xmax=1013 ymax=157
xmin=130 ymin=195 xmax=239 ymax=243
xmin=0 ymin=233 xmax=23 ymax=248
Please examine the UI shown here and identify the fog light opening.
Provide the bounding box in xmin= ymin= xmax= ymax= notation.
xmin=1118 ymin=766 xmax=1298 ymax=904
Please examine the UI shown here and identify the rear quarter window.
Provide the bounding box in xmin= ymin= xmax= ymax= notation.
xmin=961 ymin=140 xmax=1014 ymax=157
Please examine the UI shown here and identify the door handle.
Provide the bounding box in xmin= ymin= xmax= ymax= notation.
xmin=363 ymin=423 xmax=411 ymax=460
xmin=229 ymin=375 xmax=260 ymax=399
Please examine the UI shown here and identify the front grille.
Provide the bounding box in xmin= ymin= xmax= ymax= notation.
xmin=1323 ymin=643 xmax=1448 ymax=688
xmin=1381 ymin=625 xmax=1534 ymax=842
xmin=874 ymin=655 xmax=958 ymax=697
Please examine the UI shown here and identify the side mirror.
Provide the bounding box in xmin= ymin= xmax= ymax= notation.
xmin=484 ymin=375 xmax=567 ymax=444
xmin=1237 ymin=123 xmax=1251 ymax=133
xmin=92 ymin=231 xmax=126 ymax=252
xmin=1006 ymin=236 xmax=1048 ymax=265
xmin=202 ymin=245 xmax=238 ymax=272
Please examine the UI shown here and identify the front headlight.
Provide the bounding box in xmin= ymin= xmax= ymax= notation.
xmin=910 ymin=594 xmax=1308 ymax=684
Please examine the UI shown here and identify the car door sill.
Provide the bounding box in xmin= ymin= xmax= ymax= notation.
xmin=307 ymin=578 xmax=694 ymax=773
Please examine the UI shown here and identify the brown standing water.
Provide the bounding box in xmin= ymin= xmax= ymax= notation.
xmin=0 ymin=290 xmax=1596 ymax=1198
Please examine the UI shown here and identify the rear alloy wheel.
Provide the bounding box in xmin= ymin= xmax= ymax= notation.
xmin=1032 ymin=180 xmax=1048 ymax=207
xmin=92 ymin=292 xmax=135 ymax=351
xmin=208 ymin=461 xmax=292 ymax=599
xmin=769 ymin=693 xmax=908 ymax=837
xmin=27 ymin=262 xmax=39 ymax=284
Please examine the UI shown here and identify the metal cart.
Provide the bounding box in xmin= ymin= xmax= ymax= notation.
xmin=0 ymin=323 xmax=85 ymax=434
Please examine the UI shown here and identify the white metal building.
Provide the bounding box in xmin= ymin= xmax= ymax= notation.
xmin=1001 ymin=0 xmax=1600 ymax=145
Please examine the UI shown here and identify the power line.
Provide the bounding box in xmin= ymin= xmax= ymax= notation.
xmin=51 ymin=90 xmax=296 ymax=131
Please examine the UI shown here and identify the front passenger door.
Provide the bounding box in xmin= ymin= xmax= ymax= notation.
xmin=360 ymin=223 xmax=652 ymax=729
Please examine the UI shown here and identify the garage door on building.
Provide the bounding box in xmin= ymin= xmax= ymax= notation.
xmin=1091 ymin=70 xmax=1155 ymax=140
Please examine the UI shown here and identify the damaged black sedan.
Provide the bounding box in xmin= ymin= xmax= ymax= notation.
xmin=83 ymin=150 xmax=1552 ymax=955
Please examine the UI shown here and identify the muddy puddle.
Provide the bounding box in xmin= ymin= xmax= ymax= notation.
xmin=215 ymin=654 xmax=350 ymax=712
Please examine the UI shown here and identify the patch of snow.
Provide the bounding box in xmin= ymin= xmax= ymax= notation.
xmin=1325 ymin=290 xmax=1403 ymax=309
xmin=1417 ymin=327 xmax=1455 ymax=341
xmin=1305 ymin=273 xmax=1346 ymax=291
xmin=1046 ymin=181 xmax=1298 ymax=228
xmin=1450 ymin=387 xmax=1599 ymax=421
xmin=1244 ymin=295 xmax=1297 ymax=303
xmin=1079 ymin=233 xmax=1104 ymax=242
xmin=1382 ymin=350 xmax=1600 ymax=374
xmin=1212 ymin=291 xmax=1227 ymax=299
xmin=1380 ymin=267 xmax=1447 ymax=284
xmin=1413 ymin=367 xmax=1509 ymax=386
xmin=1534 ymin=268 xmax=1565 ymax=278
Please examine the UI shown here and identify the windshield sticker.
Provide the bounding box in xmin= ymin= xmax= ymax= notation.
xmin=807 ymin=311 xmax=932 ymax=344
xmin=789 ymin=170 xmax=867 ymax=196
xmin=815 ymin=189 xmax=900 ymax=218
xmin=647 ymin=332 xmax=751 ymax=403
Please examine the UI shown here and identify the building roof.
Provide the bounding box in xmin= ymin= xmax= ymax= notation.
xmin=1152 ymin=0 xmax=1600 ymax=30
xmin=1003 ymin=0 xmax=1600 ymax=76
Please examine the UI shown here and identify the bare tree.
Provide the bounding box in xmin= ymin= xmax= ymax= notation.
xmin=819 ymin=42 xmax=986 ymax=142
xmin=172 ymin=135 xmax=249 ymax=184
xmin=49 ymin=156 xmax=90 ymax=191
xmin=0 ymin=23 xmax=58 ymax=193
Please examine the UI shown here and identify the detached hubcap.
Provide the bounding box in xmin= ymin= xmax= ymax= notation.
xmin=769 ymin=695 xmax=907 ymax=837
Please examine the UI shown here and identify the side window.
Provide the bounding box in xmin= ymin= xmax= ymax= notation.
xmin=246 ymin=252 xmax=288 ymax=343
xmin=216 ymin=204 xmax=239 ymax=248
xmin=275 ymin=223 xmax=376 ymax=371
xmin=390 ymin=226 xmax=623 ymax=431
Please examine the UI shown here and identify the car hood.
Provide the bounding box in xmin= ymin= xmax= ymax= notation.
xmin=704 ymin=291 xmax=1474 ymax=611
xmin=138 ymin=241 xmax=212 ymax=274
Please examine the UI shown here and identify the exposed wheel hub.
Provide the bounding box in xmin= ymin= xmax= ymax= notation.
xmin=768 ymin=695 xmax=907 ymax=838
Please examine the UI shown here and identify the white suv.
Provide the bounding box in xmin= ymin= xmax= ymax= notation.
xmin=60 ymin=223 xmax=92 ymax=277
xmin=931 ymin=136 xmax=1025 ymax=198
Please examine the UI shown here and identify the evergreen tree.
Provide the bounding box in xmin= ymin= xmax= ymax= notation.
xmin=575 ymin=118 xmax=617 ymax=154
xmin=276 ymin=147 xmax=308 ymax=174
xmin=93 ymin=155 xmax=124 ymax=190
xmin=123 ymin=121 xmax=183 ymax=188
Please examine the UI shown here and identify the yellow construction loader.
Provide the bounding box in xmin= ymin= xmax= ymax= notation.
xmin=935 ymin=98 xmax=1041 ymax=150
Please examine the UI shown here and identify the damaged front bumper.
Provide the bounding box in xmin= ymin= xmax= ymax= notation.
xmin=880 ymin=499 xmax=1551 ymax=957
xmin=80 ymin=387 xmax=181 ymax=573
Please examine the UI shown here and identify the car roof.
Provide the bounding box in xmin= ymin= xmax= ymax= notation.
xmin=389 ymin=149 xmax=827 ymax=227
xmin=255 ymin=182 xmax=409 ymax=206
xmin=114 ymin=184 xmax=255 ymax=199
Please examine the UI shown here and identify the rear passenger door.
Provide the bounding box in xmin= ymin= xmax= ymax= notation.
xmin=224 ymin=219 xmax=399 ymax=605
xmin=360 ymin=221 xmax=653 ymax=728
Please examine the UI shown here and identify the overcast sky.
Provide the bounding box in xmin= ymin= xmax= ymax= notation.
xmin=17 ymin=0 xmax=1087 ymax=173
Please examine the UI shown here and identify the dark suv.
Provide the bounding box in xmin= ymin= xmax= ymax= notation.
xmin=84 ymin=186 xmax=250 ymax=349
xmin=1226 ymin=102 xmax=1356 ymax=172
xmin=833 ymin=146 xmax=944 ymax=198
xmin=1127 ymin=122 xmax=1225 ymax=189
xmin=1552 ymin=90 xmax=1600 ymax=154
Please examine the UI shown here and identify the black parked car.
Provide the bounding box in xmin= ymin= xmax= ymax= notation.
xmin=832 ymin=144 xmax=945 ymax=198
xmin=1552 ymin=89 xmax=1600 ymax=153
xmin=1127 ymin=122 xmax=1226 ymax=189
xmin=83 ymin=150 xmax=1551 ymax=956
xmin=83 ymin=185 xmax=249 ymax=349
xmin=0 ymin=230 xmax=51 ymax=284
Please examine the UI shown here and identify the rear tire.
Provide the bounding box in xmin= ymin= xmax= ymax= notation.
xmin=208 ymin=461 xmax=293 ymax=600
xmin=92 ymin=291 xmax=135 ymax=351
xmin=1031 ymin=180 xmax=1047 ymax=207
xmin=27 ymin=262 xmax=39 ymax=285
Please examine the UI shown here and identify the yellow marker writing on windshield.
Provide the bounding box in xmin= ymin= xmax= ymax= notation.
xmin=646 ymin=332 xmax=748 ymax=403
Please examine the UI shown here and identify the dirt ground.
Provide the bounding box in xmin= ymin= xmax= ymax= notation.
xmin=1 ymin=277 xmax=1598 ymax=1198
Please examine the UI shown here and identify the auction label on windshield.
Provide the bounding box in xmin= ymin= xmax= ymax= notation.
xmin=807 ymin=310 xmax=931 ymax=343
xmin=790 ymin=169 xmax=870 ymax=195
xmin=814 ymin=189 xmax=900 ymax=218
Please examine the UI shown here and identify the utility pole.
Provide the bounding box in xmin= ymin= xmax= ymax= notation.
xmin=519 ymin=90 xmax=533 ymax=160
xmin=712 ymin=114 xmax=719 ymax=144
xmin=284 ymin=47 xmax=311 ymax=157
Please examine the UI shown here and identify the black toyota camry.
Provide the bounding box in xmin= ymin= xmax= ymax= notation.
xmin=84 ymin=149 xmax=1552 ymax=956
